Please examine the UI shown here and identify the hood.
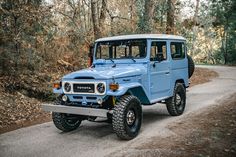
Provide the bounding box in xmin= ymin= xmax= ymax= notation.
xmin=63 ymin=64 xmax=146 ymax=80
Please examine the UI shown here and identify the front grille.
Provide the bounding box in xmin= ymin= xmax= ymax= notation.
xmin=73 ymin=83 xmax=95 ymax=93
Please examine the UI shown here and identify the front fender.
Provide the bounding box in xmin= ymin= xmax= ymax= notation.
xmin=107 ymin=82 xmax=150 ymax=104
xmin=53 ymin=88 xmax=63 ymax=94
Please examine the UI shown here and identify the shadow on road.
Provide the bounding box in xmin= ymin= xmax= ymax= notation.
xmin=58 ymin=105 xmax=171 ymax=139
xmin=142 ymin=109 xmax=170 ymax=126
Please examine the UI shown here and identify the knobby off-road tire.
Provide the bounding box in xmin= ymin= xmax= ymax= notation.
xmin=187 ymin=55 xmax=195 ymax=78
xmin=52 ymin=99 xmax=82 ymax=132
xmin=112 ymin=95 xmax=142 ymax=140
xmin=166 ymin=83 xmax=186 ymax=116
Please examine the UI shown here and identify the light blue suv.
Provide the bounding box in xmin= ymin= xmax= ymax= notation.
xmin=43 ymin=34 xmax=194 ymax=140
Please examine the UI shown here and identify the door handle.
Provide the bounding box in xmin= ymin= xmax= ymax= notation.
xmin=152 ymin=61 xmax=160 ymax=68
xmin=165 ymin=72 xmax=170 ymax=74
xmin=152 ymin=63 xmax=156 ymax=68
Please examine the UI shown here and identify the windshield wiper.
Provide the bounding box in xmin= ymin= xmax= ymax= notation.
xmin=128 ymin=56 xmax=136 ymax=62
xmin=108 ymin=58 xmax=114 ymax=63
xmin=108 ymin=58 xmax=116 ymax=68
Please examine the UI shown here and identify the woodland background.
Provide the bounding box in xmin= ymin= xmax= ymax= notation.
xmin=1 ymin=0 xmax=236 ymax=74
xmin=0 ymin=0 xmax=236 ymax=99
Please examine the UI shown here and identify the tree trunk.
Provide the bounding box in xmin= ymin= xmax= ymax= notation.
xmin=87 ymin=1 xmax=91 ymax=31
xmin=193 ymin=0 xmax=200 ymax=26
xmin=223 ymin=18 xmax=229 ymax=65
xmin=91 ymin=0 xmax=101 ymax=39
xmin=166 ymin=0 xmax=175 ymax=34
xmin=191 ymin=0 xmax=200 ymax=56
xmin=143 ymin=0 xmax=154 ymax=33
xmin=224 ymin=29 xmax=228 ymax=64
xmin=13 ymin=15 xmax=20 ymax=69
xmin=99 ymin=0 xmax=107 ymax=37
xmin=129 ymin=0 xmax=135 ymax=32
xmin=91 ymin=0 xmax=107 ymax=39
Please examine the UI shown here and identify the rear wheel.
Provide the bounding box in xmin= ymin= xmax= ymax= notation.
xmin=112 ymin=95 xmax=142 ymax=140
xmin=166 ymin=83 xmax=186 ymax=116
xmin=52 ymin=99 xmax=82 ymax=132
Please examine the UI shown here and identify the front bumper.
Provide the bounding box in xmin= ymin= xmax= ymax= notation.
xmin=42 ymin=104 xmax=112 ymax=118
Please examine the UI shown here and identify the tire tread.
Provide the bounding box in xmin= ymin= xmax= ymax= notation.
xmin=166 ymin=83 xmax=186 ymax=116
xmin=112 ymin=95 xmax=142 ymax=140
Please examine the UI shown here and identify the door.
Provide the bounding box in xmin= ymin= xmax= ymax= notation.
xmin=150 ymin=41 xmax=171 ymax=102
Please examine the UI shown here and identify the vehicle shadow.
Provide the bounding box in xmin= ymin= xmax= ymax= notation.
xmin=61 ymin=104 xmax=170 ymax=139
xmin=142 ymin=106 xmax=170 ymax=127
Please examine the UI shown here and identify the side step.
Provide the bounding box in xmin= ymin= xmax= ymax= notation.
xmin=42 ymin=104 xmax=110 ymax=118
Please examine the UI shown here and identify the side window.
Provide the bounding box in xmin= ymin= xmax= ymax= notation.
xmin=150 ymin=41 xmax=167 ymax=61
xmin=171 ymin=42 xmax=185 ymax=59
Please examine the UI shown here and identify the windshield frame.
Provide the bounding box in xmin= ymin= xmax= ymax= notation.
xmin=94 ymin=39 xmax=147 ymax=61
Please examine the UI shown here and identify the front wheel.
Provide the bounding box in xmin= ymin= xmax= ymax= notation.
xmin=52 ymin=112 xmax=82 ymax=132
xmin=52 ymin=99 xmax=82 ymax=132
xmin=166 ymin=83 xmax=186 ymax=116
xmin=112 ymin=95 xmax=142 ymax=140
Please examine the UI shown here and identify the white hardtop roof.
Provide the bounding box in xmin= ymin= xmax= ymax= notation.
xmin=96 ymin=34 xmax=186 ymax=42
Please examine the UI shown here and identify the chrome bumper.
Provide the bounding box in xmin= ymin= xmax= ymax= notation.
xmin=42 ymin=104 xmax=111 ymax=118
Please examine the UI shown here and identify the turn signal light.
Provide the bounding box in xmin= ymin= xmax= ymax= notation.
xmin=53 ymin=82 xmax=61 ymax=89
xmin=109 ymin=83 xmax=119 ymax=91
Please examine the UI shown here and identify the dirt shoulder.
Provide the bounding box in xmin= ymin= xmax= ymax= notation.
xmin=0 ymin=67 xmax=218 ymax=134
xmin=131 ymin=93 xmax=236 ymax=157
xmin=190 ymin=67 xmax=218 ymax=87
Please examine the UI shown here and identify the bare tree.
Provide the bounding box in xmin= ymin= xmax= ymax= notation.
xmin=91 ymin=0 xmax=107 ymax=39
xmin=193 ymin=0 xmax=200 ymax=26
xmin=166 ymin=0 xmax=176 ymax=34
xmin=99 ymin=0 xmax=107 ymax=35
xmin=91 ymin=0 xmax=100 ymax=39
xmin=143 ymin=0 xmax=155 ymax=33
xmin=137 ymin=0 xmax=155 ymax=33
xmin=191 ymin=0 xmax=200 ymax=56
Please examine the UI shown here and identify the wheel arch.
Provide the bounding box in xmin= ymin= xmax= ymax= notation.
xmin=169 ymin=79 xmax=187 ymax=97
xmin=174 ymin=77 xmax=189 ymax=88
xmin=175 ymin=79 xmax=186 ymax=87
xmin=125 ymin=87 xmax=150 ymax=104
xmin=107 ymin=83 xmax=150 ymax=104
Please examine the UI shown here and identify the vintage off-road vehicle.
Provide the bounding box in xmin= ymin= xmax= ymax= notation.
xmin=42 ymin=34 xmax=194 ymax=140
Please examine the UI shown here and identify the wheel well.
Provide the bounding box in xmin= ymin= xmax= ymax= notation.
xmin=176 ymin=79 xmax=185 ymax=87
xmin=125 ymin=86 xmax=150 ymax=104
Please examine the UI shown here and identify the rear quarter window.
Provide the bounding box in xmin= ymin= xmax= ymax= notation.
xmin=170 ymin=42 xmax=185 ymax=60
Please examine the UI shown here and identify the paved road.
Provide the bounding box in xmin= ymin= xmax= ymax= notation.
xmin=1 ymin=66 xmax=236 ymax=157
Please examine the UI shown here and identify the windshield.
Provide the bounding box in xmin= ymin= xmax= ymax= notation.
xmin=95 ymin=39 xmax=147 ymax=60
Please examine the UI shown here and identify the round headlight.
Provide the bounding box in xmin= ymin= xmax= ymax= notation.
xmin=64 ymin=82 xmax=71 ymax=92
xmin=97 ymin=83 xmax=105 ymax=93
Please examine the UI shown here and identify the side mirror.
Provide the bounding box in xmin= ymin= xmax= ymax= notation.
xmin=88 ymin=45 xmax=94 ymax=67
